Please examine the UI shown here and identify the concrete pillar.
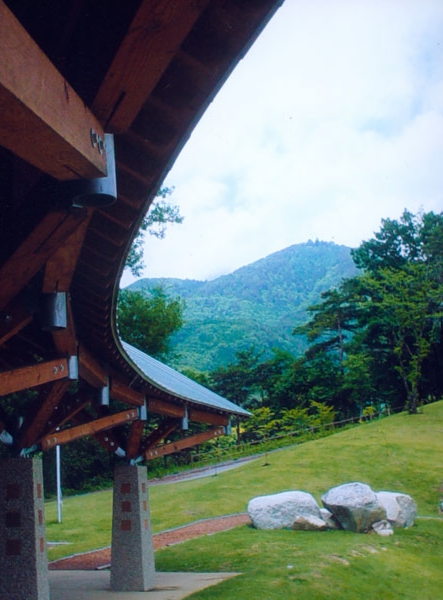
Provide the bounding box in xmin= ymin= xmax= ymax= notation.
xmin=0 ymin=457 xmax=50 ymax=600
xmin=110 ymin=464 xmax=155 ymax=591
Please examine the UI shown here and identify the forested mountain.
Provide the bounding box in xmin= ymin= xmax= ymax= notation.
xmin=127 ymin=241 xmax=357 ymax=371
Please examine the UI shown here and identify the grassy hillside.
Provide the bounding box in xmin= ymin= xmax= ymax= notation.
xmin=128 ymin=241 xmax=357 ymax=371
xmin=46 ymin=401 xmax=443 ymax=561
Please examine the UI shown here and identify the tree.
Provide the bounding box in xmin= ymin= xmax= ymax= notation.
xmin=210 ymin=347 xmax=263 ymax=408
xmin=292 ymin=210 xmax=443 ymax=415
xmin=358 ymin=265 xmax=442 ymax=413
xmin=125 ymin=187 xmax=183 ymax=276
xmin=117 ymin=286 xmax=185 ymax=360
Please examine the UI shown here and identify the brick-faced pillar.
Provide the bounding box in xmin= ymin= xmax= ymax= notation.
xmin=110 ymin=464 xmax=155 ymax=591
xmin=0 ymin=458 xmax=50 ymax=600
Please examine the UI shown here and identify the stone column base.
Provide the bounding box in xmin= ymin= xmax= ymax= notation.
xmin=110 ymin=464 xmax=155 ymax=591
xmin=0 ymin=457 xmax=50 ymax=600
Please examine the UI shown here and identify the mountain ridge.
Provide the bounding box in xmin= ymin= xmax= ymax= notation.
xmin=127 ymin=241 xmax=358 ymax=371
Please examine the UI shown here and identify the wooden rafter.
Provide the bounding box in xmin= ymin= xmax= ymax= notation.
xmin=189 ymin=408 xmax=230 ymax=426
xmin=92 ymin=0 xmax=210 ymax=132
xmin=0 ymin=209 xmax=90 ymax=312
xmin=141 ymin=418 xmax=180 ymax=453
xmin=144 ymin=426 xmax=225 ymax=461
xmin=78 ymin=345 xmax=108 ymax=388
xmin=18 ymin=380 xmax=71 ymax=450
xmin=110 ymin=377 xmax=145 ymax=407
xmin=147 ymin=397 xmax=185 ymax=418
xmin=0 ymin=357 xmax=69 ymax=397
xmin=0 ymin=1 xmax=107 ymax=180
xmin=40 ymin=408 xmax=139 ymax=450
xmin=43 ymin=209 xmax=93 ymax=294
xmin=0 ymin=300 xmax=33 ymax=345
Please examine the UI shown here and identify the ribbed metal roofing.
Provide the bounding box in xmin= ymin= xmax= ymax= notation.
xmin=122 ymin=341 xmax=250 ymax=418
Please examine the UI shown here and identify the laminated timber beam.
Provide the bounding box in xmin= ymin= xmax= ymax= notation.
xmin=0 ymin=300 xmax=33 ymax=345
xmin=145 ymin=426 xmax=225 ymax=461
xmin=92 ymin=0 xmax=210 ymax=132
xmin=189 ymin=408 xmax=230 ymax=426
xmin=0 ymin=208 xmax=90 ymax=312
xmin=40 ymin=408 xmax=139 ymax=450
xmin=141 ymin=418 xmax=180 ymax=454
xmin=18 ymin=380 xmax=71 ymax=450
xmin=0 ymin=1 xmax=107 ymax=180
xmin=0 ymin=357 xmax=69 ymax=397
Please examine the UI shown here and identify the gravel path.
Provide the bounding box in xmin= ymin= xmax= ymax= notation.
xmin=49 ymin=513 xmax=251 ymax=571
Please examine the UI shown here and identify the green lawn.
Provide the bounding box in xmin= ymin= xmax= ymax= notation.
xmin=45 ymin=401 xmax=443 ymax=598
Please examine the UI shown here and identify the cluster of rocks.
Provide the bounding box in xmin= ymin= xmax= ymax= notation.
xmin=247 ymin=482 xmax=417 ymax=536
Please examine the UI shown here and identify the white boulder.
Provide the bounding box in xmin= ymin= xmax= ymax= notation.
xmin=248 ymin=491 xmax=322 ymax=530
xmin=291 ymin=514 xmax=328 ymax=531
xmin=372 ymin=519 xmax=394 ymax=536
xmin=321 ymin=482 xmax=386 ymax=533
xmin=376 ymin=491 xmax=417 ymax=528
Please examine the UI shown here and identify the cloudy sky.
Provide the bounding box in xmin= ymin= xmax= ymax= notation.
xmin=121 ymin=0 xmax=443 ymax=286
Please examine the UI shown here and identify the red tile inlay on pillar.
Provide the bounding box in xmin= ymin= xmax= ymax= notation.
xmin=6 ymin=539 xmax=21 ymax=556
xmin=144 ymin=519 xmax=149 ymax=530
xmin=142 ymin=482 xmax=146 ymax=493
xmin=38 ymin=510 xmax=43 ymax=526
xmin=36 ymin=483 xmax=42 ymax=499
xmin=121 ymin=482 xmax=131 ymax=494
xmin=6 ymin=484 xmax=21 ymax=500
xmin=143 ymin=500 xmax=147 ymax=512
xmin=40 ymin=537 xmax=45 ymax=553
xmin=121 ymin=501 xmax=131 ymax=513
xmin=121 ymin=520 xmax=132 ymax=532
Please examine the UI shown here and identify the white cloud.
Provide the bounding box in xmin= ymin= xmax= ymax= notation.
xmin=120 ymin=0 xmax=443 ymax=287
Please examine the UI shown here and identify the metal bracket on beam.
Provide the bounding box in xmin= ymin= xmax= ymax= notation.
xmin=68 ymin=355 xmax=79 ymax=380
xmin=138 ymin=399 xmax=148 ymax=421
xmin=40 ymin=292 xmax=67 ymax=331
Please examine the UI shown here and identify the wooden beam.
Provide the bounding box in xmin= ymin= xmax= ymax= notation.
xmin=147 ymin=397 xmax=185 ymax=418
xmin=141 ymin=418 xmax=179 ymax=453
xmin=0 ymin=1 xmax=107 ymax=180
xmin=40 ymin=408 xmax=139 ymax=450
xmin=0 ymin=300 xmax=33 ymax=345
xmin=189 ymin=408 xmax=230 ymax=426
xmin=92 ymin=0 xmax=209 ymax=132
xmin=0 ymin=358 xmax=69 ymax=397
xmin=18 ymin=380 xmax=71 ymax=450
xmin=71 ymin=410 xmax=123 ymax=454
xmin=78 ymin=345 xmax=108 ymax=387
xmin=43 ymin=209 xmax=93 ymax=293
xmin=126 ymin=420 xmax=145 ymax=459
xmin=110 ymin=377 xmax=144 ymax=407
xmin=145 ymin=426 xmax=225 ymax=461
xmin=0 ymin=209 xmax=89 ymax=312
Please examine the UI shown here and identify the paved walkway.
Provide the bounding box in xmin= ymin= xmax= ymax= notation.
xmin=49 ymin=571 xmax=239 ymax=600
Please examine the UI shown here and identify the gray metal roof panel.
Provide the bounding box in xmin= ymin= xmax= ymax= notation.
xmin=122 ymin=341 xmax=250 ymax=417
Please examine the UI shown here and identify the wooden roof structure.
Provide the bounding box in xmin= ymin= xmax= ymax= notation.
xmin=0 ymin=0 xmax=282 ymax=462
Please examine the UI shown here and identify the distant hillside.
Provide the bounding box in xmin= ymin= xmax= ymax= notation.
xmin=127 ymin=241 xmax=358 ymax=372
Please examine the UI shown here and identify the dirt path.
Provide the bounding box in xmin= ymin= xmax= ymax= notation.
xmin=49 ymin=513 xmax=251 ymax=571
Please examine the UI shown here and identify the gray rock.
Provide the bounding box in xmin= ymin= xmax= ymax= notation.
xmin=321 ymin=482 xmax=386 ymax=533
xmin=376 ymin=491 xmax=417 ymax=528
xmin=291 ymin=515 xmax=328 ymax=531
xmin=372 ymin=519 xmax=394 ymax=536
xmin=248 ymin=491 xmax=322 ymax=530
